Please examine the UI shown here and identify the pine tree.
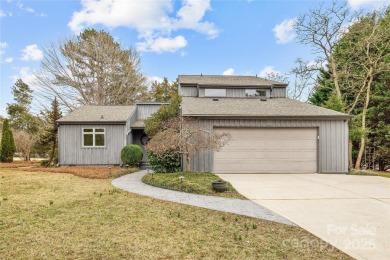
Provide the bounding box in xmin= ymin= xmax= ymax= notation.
xmin=40 ymin=98 xmax=62 ymax=167
xmin=0 ymin=119 xmax=16 ymax=162
xmin=7 ymin=79 xmax=39 ymax=134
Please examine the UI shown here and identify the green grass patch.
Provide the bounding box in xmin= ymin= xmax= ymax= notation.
xmin=142 ymin=172 xmax=247 ymax=199
xmin=348 ymin=169 xmax=379 ymax=176
xmin=378 ymin=172 xmax=390 ymax=178
xmin=0 ymin=168 xmax=351 ymax=259
xmin=347 ymin=169 xmax=390 ymax=178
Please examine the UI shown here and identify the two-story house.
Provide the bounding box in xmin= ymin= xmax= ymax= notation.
xmin=57 ymin=75 xmax=351 ymax=174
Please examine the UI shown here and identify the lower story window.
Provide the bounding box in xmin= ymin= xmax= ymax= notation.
xmin=83 ymin=128 xmax=105 ymax=147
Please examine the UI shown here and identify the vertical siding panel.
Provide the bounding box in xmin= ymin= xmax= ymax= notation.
xmin=181 ymin=86 xmax=198 ymax=97
xmin=59 ymin=124 xmax=125 ymax=165
xmin=136 ymin=104 xmax=162 ymax=120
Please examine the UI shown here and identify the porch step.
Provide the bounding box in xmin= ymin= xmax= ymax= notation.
xmin=140 ymin=161 xmax=151 ymax=170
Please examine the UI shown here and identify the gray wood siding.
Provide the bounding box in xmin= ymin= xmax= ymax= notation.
xmin=199 ymin=88 xmax=272 ymax=98
xmin=272 ymin=87 xmax=286 ymax=98
xmin=136 ymin=104 xmax=162 ymax=120
xmin=58 ymin=124 xmax=126 ymax=165
xmin=186 ymin=119 xmax=348 ymax=173
xmin=180 ymin=86 xmax=198 ymax=97
xmin=126 ymin=110 xmax=137 ymax=145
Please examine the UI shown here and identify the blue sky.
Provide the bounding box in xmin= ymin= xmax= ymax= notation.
xmin=0 ymin=0 xmax=387 ymax=116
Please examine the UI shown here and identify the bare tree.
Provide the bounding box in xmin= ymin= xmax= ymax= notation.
xmin=13 ymin=130 xmax=37 ymax=161
xmin=263 ymin=59 xmax=320 ymax=101
xmin=294 ymin=1 xmax=355 ymax=100
xmin=146 ymin=118 xmax=231 ymax=172
xmin=34 ymin=29 xmax=148 ymax=111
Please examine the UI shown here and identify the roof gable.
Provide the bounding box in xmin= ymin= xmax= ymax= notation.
xmin=57 ymin=105 xmax=136 ymax=124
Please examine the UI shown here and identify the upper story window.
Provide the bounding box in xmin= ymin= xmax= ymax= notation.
xmin=83 ymin=128 xmax=105 ymax=147
xmin=204 ymin=88 xmax=226 ymax=97
xmin=245 ymin=89 xmax=266 ymax=97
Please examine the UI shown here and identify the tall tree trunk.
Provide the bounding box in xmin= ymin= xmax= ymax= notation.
xmin=355 ymin=71 xmax=373 ymax=169
xmin=348 ymin=139 xmax=353 ymax=169
xmin=186 ymin=155 xmax=191 ymax=172
xmin=45 ymin=140 xmax=56 ymax=168
xmin=330 ymin=58 xmax=342 ymax=99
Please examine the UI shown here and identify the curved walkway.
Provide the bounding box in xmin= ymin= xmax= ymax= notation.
xmin=112 ymin=170 xmax=294 ymax=226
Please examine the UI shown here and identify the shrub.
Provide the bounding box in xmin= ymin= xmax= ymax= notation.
xmin=121 ymin=145 xmax=143 ymax=166
xmin=148 ymin=149 xmax=181 ymax=173
xmin=40 ymin=159 xmax=49 ymax=167
xmin=0 ymin=119 xmax=16 ymax=162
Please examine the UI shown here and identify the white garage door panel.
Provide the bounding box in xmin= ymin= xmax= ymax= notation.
xmin=214 ymin=128 xmax=317 ymax=174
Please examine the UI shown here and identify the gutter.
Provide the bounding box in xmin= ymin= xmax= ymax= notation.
xmin=57 ymin=121 xmax=127 ymax=125
xmin=181 ymin=115 xmax=353 ymax=120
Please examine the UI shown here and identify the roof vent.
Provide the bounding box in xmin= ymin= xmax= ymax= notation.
xmin=101 ymin=115 xmax=104 ymax=119
xmin=260 ymin=96 xmax=267 ymax=101
xmin=212 ymin=98 xmax=219 ymax=101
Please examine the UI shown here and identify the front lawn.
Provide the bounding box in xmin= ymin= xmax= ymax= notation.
xmin=0 ymin=161 xmax=138 ymax=179
xmin=24 ymin=165 xmax=139 ymax=179
xmin=0 ymin=168 xmax=351 ymax=259
xmin=142 ymin=172 xmax=246 ymax=199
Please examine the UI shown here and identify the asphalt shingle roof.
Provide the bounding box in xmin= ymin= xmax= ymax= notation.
xmin=181 ymin=97 xmax=351 ymax=118
xmin=178 ymin=75 xmax=287 ymax=86
xmin=57 ymin=105 xmax=136 ymax=123
xmin=131 ymin=120 xmax=144 ymax=128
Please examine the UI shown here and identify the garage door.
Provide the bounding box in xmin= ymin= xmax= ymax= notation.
xmin=214 ymin=128 xmax=317 ymax=173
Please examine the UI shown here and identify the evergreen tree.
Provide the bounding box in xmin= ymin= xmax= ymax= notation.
xmin=40 ymin=98 xmax=62 ymax=167
xmin=0 ymin=119 xmax=16 ymax=162
xmin=7 ymin=79 xmax=39 ymax=134
xmin=149 ymin=78 xmax=179 ymax=102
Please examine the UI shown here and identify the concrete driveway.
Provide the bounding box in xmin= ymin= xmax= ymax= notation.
xmin=218 ymin=173 xmax=390 ymax=260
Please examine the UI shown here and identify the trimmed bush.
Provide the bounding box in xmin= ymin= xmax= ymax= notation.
xmin=0 ymin=119 xmax=16 ymax=162
xmin=121 ymin=145 xmax=143 ymax=166
xmin=148 ymin=149 xmax=181 ymax=173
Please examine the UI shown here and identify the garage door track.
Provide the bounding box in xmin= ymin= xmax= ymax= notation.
xmin=218 ymin=173 xmax=390 ymax=260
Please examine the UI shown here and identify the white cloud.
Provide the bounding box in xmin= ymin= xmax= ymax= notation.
xmin=0 ymin=106 xmax=7 ymax=117
xmin=348 ymin=0 xmax=390 ymax=10
xmin=0 ymin=10 xmax=12 ymax=18
xmin=222 ymin=68 xmax=234 ymax=75
xmin=68 ymin=0 xmax=218 ymax=53
xmin=259 ymin=66 xmax=281 ymax=78
xmin=0 ymin=42 xmax=7 ymax=55
xmin=137 ymin=35 xmax=187 ymax=53
xmin=173 ymin=0 xmax=218 ymax=39
xmin=11 ymin=67 xmax=36 ymax=86
xmin=21 ymin=44 xmax=43 ymax=61
xmin=149 ymin=76 xmax=164 ymax=83
xmin=147 ymin=76 xmax=164 ymax=90
xmin=16 ymin=2 xmax=34 ymax=13
xmin=273 ymin=18 xmax=297 ymax=44
xmin=4 ymin=57 xmax=13 ymax=63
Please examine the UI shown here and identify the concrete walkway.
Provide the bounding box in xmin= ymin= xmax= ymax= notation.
xmin=112 ymin=170 xmax=293 ymax=225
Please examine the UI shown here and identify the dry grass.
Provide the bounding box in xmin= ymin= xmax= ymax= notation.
xmin=24 ymin=166 xmax=139 ymax=179
xmin=0 ymin=161 xmax=40 ymax=168
xmin=0 ymin=168 xmax=351 ymax=259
